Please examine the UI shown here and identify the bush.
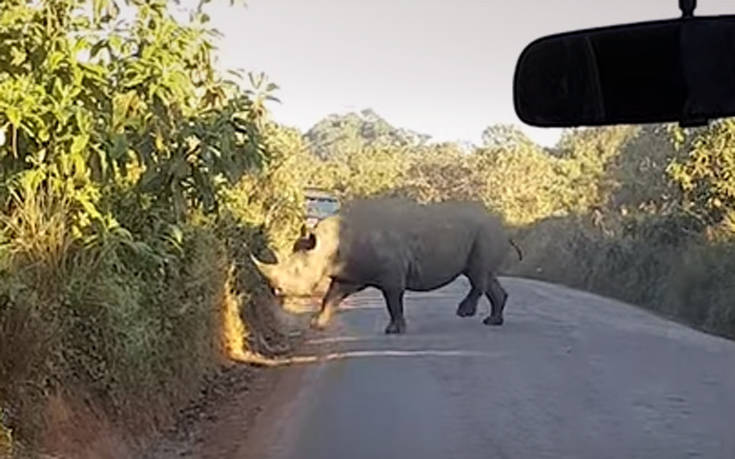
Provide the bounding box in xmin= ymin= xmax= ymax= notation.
xmin=0 ymin=0 xmax=288 ymax=455
xmin=505 ymin=213 xmax=735 ymax=339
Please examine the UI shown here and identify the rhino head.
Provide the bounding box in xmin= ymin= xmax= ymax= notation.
xmin=251 ymin=218 xmax=340 ymax=298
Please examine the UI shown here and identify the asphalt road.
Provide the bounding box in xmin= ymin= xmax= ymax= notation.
xmin=237 ymin=277 xmax=735 ymax=459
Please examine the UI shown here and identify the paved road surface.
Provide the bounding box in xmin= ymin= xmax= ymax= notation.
xmin=238 ymin=277 xmax=735 ymax=459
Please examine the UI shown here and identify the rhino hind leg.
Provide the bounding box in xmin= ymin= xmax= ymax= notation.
xmin=382 ymin=288 xmax=406 ymax=334
xmin=483 ymin=276 xmax=508 ymax=326
xmin=456 ymin=287 xmax=482 ymax=317
xmin=457 ymin=267 xmax=488 ymax=318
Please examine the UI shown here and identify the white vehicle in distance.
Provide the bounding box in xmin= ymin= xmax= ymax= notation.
xmin=303 ymin=187 xmax=340 ymax=230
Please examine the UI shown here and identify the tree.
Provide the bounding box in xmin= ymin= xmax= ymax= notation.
xmin=668 ymin=118 xmax=735 ymax=234
xmin=0 ymin=0 xmax=271 ymax=238
xmin=304 ymin=108 xmax=430 ymax=159
xmin=604 ymin=125 xmax=683 ymax=216
xmin=480 ymin=124 xmax=535 ymax=151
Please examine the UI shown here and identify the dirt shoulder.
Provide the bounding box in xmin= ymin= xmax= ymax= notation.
xmin=141 ymin=304 xmax=320 ymax=459
xmin=140 ymin=362 xmax=278 ymax=459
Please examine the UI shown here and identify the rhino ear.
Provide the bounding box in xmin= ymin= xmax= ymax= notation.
xmin=299 ymin=224 xmax=308 ymax=238
xmin=304 ymin=233 xmax=317 ymax=251
xmin=292 ymin=233 xmax=317 ymax=252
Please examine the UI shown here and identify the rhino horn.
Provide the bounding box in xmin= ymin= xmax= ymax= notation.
xmin=250 ymin=253 xmax=280 ymax=281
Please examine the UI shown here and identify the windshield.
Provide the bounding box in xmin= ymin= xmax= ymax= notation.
xmin=1 ymin=1 xmax=734 ymax=459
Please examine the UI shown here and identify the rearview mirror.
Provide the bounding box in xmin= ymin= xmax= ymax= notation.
xmin=514 ymin=14 xmax=735 ymax=128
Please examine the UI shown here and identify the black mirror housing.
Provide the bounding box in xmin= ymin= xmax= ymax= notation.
xmin=514 ymin=15 xmax=735 ymax=128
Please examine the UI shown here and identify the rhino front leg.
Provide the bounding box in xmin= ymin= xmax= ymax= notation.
xmin=311 ymin=280 xmax=363 ymax=330
xmin=483 ymin=276 xmax=508 ymax=326
xmin=381 ymin=288 xmax=406 ymax=334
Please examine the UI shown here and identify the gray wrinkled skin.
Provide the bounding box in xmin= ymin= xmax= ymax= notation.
xmin=251 ymin=198 xmax=522 ymax=334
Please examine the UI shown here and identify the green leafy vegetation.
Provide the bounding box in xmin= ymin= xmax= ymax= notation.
xmin=0 ymin=1 xmax=285 ymax=456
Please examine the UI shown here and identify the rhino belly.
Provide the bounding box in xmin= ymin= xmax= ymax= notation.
xmin=402 ymin=228 xmax=476 ymax=291
xmin=404 ymin=258 xmax=467 ymax=291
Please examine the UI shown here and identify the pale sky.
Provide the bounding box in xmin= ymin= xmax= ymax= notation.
xmin=196 ymin=0 xmax=735 ymax=147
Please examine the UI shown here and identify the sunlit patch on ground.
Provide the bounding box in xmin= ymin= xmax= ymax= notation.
xmin=221 ymin=264 xmax=249 ymax=361
xmin=280 ymin=296 xmax=321 ymax=313
xmin=232 ymin=349 xmax=506 ymax=367
xmin=0 ymin=416 xmax=12 ymax=458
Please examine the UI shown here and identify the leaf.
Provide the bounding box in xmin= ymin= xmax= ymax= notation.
xmin=72 ymin=37 xmax=90 ymax=56
xmin=138 ymin=167 xmax=163 ymax=192
xmin=38 ymin=128 xmax=50 ymax=142
xmin=108 ymin=35 xmax=123 ymax=53
xmin=167 ymin=224 xmax=184 ymax=246
xmin=5 ymin=107 xmax=21 ymax=127
xmin=93 ymin=0 xmax=106 ymax=23
xmin=168 ymin=70 xmax=190 ymax=95
xmin=226 ymin=69 xmax=243 ymax=80
xmin=10 ymin=48 xmax=26 ymax=66
xmin=70 ymin=134 xmax=89 ymax=157
xmin=172 ymin=182 xmax=186 ymax=217
xmin=90 ymin=40 xmax=107 ymax=58
xmin=110 ymin=134 xmax=128 ymax=160
xmin=79 ymin=197 xmax=103 ymax=221
xmin=155 ymin=131 xmax=164 ymax=152
xmin=171 ymin=156 xmax=191 ymax=179
xmin=47 ymin=51 xmax=65 ymax=70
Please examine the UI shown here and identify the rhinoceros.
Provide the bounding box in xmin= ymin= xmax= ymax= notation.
xmin=251 ymin=198 xmax=523 ymax=334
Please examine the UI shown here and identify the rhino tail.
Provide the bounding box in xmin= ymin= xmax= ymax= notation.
xmin=509 ymin=238 xmax=523 ymax=261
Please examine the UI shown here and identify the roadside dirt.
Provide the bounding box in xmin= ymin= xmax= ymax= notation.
xmin=141 ymin=363 xmax=277 ymax=459
xmin=141 ymin=338 xmax=327 ymax=458
xmin=141 ymin=299 xmax=323 ymax=459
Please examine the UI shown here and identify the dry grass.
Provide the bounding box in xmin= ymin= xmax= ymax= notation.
xmin=0 ymin=190 xmax=298 ymax=457
xmin=505 ymin=214 xmax=735 ymax=339
xmin=219 ymin=262 xmax=250 ymax=361
xmin=0 ymin=188 xmax=75 ymax=274
xmin=1 ymin=418 xmax=13 ymax=458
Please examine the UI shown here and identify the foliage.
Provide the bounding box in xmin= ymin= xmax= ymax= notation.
xmin=0 ymin=0 xmax=270 ymax=231
xmin=478 ymin=145 xmax=573 ymax=224
xmin=221 ymin=122 xmax=312 ymax=253
xmin=604 ymin=125 xmax=684 ymax=216
xmin=314 ymin=145 xmax=412 ymax=198
xmin=395 ymin=142 xmax=483 ymax=203
xmin=0 ymin=0 xmax=283 ymax=455
xmin=668 ymin=118 xmax=735 ymax=234
xmin=304 ymin=108 xmax=429 ymax=159
xmin=505 ymin=213 xmax=735 ymax=338
xmin=480 ymin=123 xmax=536 ymax=150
